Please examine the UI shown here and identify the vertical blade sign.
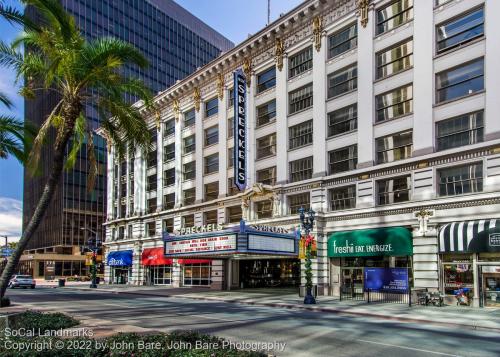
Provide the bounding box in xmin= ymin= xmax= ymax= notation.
xmin=233 ymin=70 xmax=247 ymax=191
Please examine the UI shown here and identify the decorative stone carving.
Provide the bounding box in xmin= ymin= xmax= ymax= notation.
xmin=275 ymin=38 xmax=285 ymax=71
xmin=155 ymin=109 xmax=161 ymax=131
xmin=217 ymin=73 xmax=224 ymax=100
xmin=172 ymin=98 xmax=180 ymax=121
xmin=312 ymin=16 xmax=324 ymax=52
xmin=415 ymin=209 xmax=435 ymax=236
xmin=193 ymin=87 xmax=201 ymax=112
xmin=242 ymin=58 xmax=252 ymax=87
xmin=357 ymin=0 xmax=370 ymax=28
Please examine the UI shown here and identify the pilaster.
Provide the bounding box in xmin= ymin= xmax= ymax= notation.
xmin=485 ymin=0 xmax=500 ymax=140
xmin=195 ymin=107 xmax=204 ymax=203
xmin=312 ymin=34 xmax=327 ymax=177
xmin=174 ymin=117 xmax=182 ymax=207
xmin=276 ymin=55 xmax=289 ymax=183
xmin=218 ymin=94 xmax=228 ymax=196
xmin=247 ymin=73 xmax=256 ymax=187
xmin=156 ymin=127 xmax=163 ymax=210
xmin=106 ymin=147 xmax=114 ymax=218
xmin=134 ymin=147 xmax=146 ymax=215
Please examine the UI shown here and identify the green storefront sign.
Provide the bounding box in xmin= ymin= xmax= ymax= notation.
xmin=327 ymin=227 xmax=413 ymax=257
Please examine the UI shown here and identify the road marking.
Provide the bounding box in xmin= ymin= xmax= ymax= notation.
xmin=357 ymin=339 xmax=459 ymax=356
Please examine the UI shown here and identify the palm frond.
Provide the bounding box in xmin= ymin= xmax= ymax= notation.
xmin=0 ymin=1 xmax=39 ymax=31
xmin=0 ymin=40 xmax=24 ymax=72
xmin=24 ymin=0 xmax=75 ymax=42
xmin=0 ymin=115 xmax=28 ymax=162
xmin=65 ymin=112 xmax=85 ymax=170
xmin=0 ymin=92 xmax=13 ymax=109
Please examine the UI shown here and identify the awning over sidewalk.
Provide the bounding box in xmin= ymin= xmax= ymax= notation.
xmin=107 ymin=250 xmax=133 ymax=266
xmin=141 ymin=248 xmax=173 ymax=266
xmin=327 ymin=227 xmax=413 ymax=258
xmin=439 ymin=219 xmax=500 ymax=253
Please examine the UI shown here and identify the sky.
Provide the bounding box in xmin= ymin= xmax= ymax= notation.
xmin=0 ymin=0 xmax=303 ymax=240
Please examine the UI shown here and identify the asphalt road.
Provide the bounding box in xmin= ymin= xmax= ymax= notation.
xmin=6 ymin=288 xmax=500 ymax=357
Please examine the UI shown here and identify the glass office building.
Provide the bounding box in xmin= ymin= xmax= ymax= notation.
xmin=22 ymin=0 xmax=233 ymax=278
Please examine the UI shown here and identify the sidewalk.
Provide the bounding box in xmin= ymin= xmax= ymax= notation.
xmin=62 ymin=285 xmax=500 ymax=331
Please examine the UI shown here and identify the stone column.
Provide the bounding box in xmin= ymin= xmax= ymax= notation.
xmin=106 ymin=146 xmax=114 ymax=219
xmin=210 ymin=259 xmax=225 ymax=290
xmin=171 ymin=260 xmax=182 ymax=287
xmin=412 ymin=217 xmax=439 ymax=291
xmin=485 ymin=0 xmax=500 ymax=140
xmin=412 ymin=0 xmax=434 ymax=156
xmin=134 ymin=147 xmax=146 ymax=216
xmin=174 ymin=116 xmax=182 ymax=207
xmin=132 ymin=241 xmax=143 ymax=285
xmin=246 ymin=73 xmax=256 ymax=187
xmin=356 ymin=7 xmax=374 ymax=168
xmin=156 ymin=127 xmax=163 ymax=210
xmin=275 ymin=56 xmax=288 ymax=184
xmin=195 ymin=106 xmax=204 ymax=203
xmin=312 ymin=34 xmax=327 ymax=177
xmin=218 ymin=92 xmax=228 ymax=197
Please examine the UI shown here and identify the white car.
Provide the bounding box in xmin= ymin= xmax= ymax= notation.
xmin=8 ymin=275 xmax=36 ymax=289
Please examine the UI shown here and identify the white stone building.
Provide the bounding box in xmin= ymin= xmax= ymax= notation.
xmin=103 ymin=0 xmax=500 ymax=308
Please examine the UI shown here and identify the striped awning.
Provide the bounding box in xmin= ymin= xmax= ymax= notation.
xmin=439 ymin=219 xmax=500 ymax=253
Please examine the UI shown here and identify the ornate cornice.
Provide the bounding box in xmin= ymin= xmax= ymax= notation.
xmin=356 ymin=0 xmax=370 ymax=28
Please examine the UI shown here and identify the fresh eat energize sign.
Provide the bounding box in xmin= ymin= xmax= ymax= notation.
xmin=233 ymin=69 xmax=247 ymax=191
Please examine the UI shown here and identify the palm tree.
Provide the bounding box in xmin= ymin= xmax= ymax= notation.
xmin=0 ymin=0 xmax=153 ymax=299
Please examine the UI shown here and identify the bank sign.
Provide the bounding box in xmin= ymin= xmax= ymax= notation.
xmin=233 ymin=70 xmax=247 ymax=191
xmin=165 ymin=234 xmax=237 ymax=255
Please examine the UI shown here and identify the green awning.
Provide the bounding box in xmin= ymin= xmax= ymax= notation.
xmin=327 ymin=227 xmax=413 ymax=258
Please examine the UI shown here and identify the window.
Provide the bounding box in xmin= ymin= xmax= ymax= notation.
xmin=128 ymin=225 xmax=133 ymax=238
xmin=435 ymin=0 xmax=451 ymax=5
xmin=182 ymin=214 xmax=194 ymax=227
xmin=146 ymin=222 xmax=156 ymax=237
xmin=227 ymin=177 xmax=239 ymax=196
xmin=147 ymin=198 xmax=156 ymax=214
xmin=329 ymin=145 xmax=358 ymax=174
xmin=376 ymin=39 xmax=413 ymax=79
xmin=147 ymin=150 xmax=157 ymax=168
xmin=228 ymin=88 xmax=234 ymax=108
xmin=204 ymin=182 xmax=219 ymax=201
xmin=438 ymin=163 xmax=483 ymax=196
xmin=289 ymin=120 xmax=313 ymax=150
xmin=227 ymin=205 xmax=242 ymax=223
xmin=256 ymin=166 xmax=277 ymax=186
xmin=328 ymin=23 xmax=357 ymax=58
xmin=163 ymin=218 xmax=174 ymax=233
xmin=228 ymin=117 xmax=234 ymax=138
xmin=183 ymin=161 xmax=196 ymax=181
xmin=204 ymin=125 xmax=219 ymax=146
xmin=377 ymin=175 xmax=411 ymax=205
xmin=149 ymin=128 xmax=157 ymax=145
xmin=183 ymin=188 xmax=195 ymax=206
xmin=257 ymin=100 xmax=276 ymax=127
xmin=204 ymin=154 xmax=219 ymax=174
xmin=328 ymin=64 xmax=357 ymax=98
xmin=288 ymin=192 xmax=310 ymax=214
xmin=163 ymin=168 xmax=175 ymax=186
xmin=376 ymin=0 xmax=413 ymax=35
xmin=289 ymin=84 xmax=313 ymax=114
xmin=257 ymin=67 xmax=276 ymax=93
xmin=228 ymin=148 xmax=234 ymax=168
xmin=330 ymin=185 xmax=356 ymax=211
xmin=146 ymin=174 xmax=157 ymax=191
xmin=164 ymin=119 xmax=175 ymax=137
xmin=184 ymin=109 xmax=195 ymax=128
xmin=436 ymin=58 xmax=484 ymax=103
xmin=256 ymin=133 xmax=276 ymax=159
xmin=376 ymin=84 xmax=413 ymax=123
xmin=256 ymin=201 xmax=273 ymax=219
xmin=205 ymin=97 xmax=218 ymax=117
xmin=163 ymin=193 xmax=175 ymax=210
xmin=289 ymin=46 xmax=313 ymax=78
xmin=376 ymin=131 xmax=413 ymax=164
xmin=183 ymin=135 xmax=196 ymax=154
xmin=436 ymin=8 xmax=484 ymax=53
xmin=328 ymin=104 xmax=357 ymax=137
xmin=204 ymin=210 xmax=218 ymax=225
xmin=118 ymin=226 xmax=125 ymax=240
xmin=436 ymin=111 xmax=484 ymax=151
xmin=163 ymin=143 xmax=175 ymax=162
xmin=290 ymin=157 xmax=313 ymax=183
xmin=183 ymin=263 xmax=211 ymax=286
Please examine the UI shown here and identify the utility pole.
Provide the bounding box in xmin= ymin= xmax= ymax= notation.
xmin=267 ymin=0 xmax=271 ymax=25
xmin=2 ymin=236 xmax=7 ymax=247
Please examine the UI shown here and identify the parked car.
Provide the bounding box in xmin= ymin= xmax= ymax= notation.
xmin=8 ymin=275 xmax=36 ymax=289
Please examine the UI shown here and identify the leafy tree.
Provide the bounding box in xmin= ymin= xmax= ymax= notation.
xmin=0 ymin=0 xmax=153 ymax=299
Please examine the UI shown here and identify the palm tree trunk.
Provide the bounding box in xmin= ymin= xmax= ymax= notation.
xmin=0 ymin=101 xmax=81 ymax=301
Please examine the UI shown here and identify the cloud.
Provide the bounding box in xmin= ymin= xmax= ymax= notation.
xmin=0 ymin=197 xmax=22 ymax=242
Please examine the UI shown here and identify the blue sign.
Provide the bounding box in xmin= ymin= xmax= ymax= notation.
xmin=107 ymin=250 xmax=133 ymax=266
xmin=233 ymin=69 xmax=247 ymax=191
xmin=364 ymin=268 xmax=408 ymax=292
xmin=0 ymin=248 xmax=13 ymax=257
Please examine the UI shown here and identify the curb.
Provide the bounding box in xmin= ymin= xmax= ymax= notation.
xmin=59 ymin=287 xmax=500 ymax=332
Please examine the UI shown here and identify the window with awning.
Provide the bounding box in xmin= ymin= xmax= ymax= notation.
xmin=107 ymin=250 xmax=133 ymax=266
xmin=328 ymin=227 xmax=413 ymax=258
xmin=439 ymin=219 xmax=500 ymax=253
xmin=141 ymin=248 xmax=173 ymax=266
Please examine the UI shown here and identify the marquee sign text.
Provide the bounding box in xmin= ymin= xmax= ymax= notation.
xmin=165 ymin=235 xmax=237 ymax=255
xmin=233 ymin=70 xmax=247 ymax=191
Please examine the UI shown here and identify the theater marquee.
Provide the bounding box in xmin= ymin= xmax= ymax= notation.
xmin=165 ymin=234 xmax=237 ymax=255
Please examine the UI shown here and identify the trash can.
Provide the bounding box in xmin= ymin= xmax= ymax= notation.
xmin=58 ymin=279 xmax=65 ymax=287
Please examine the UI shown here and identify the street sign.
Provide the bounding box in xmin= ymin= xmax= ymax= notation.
xmin=0 ymin=248 xmax=13 ymax=257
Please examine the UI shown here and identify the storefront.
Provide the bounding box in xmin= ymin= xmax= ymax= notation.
xmin=163 ymin=221 xmax=299 ymax=290
xmin=141 ymin=247 xmax=173 ymax=285
xmin=439 ymin=219 xmax=500 ymax=307
xmin=327 ymin=227 xmax=413 ymax=299
xmin=107 ymin=250 xmax=133 ymax=284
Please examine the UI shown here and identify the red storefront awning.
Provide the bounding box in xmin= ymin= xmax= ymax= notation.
xmin=178 ymin=259 xmax=211 ymax=264
xmin=141 ymin=248 xmax=173 ymax=266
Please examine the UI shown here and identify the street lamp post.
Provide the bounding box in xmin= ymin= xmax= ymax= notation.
xmin=299 ymin=207 xmax=316 ymax=305
xmin=81 ymin=228 xmax=101 ymax=289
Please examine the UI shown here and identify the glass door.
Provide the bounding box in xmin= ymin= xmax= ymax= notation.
xmin=480 ymin=266 xmax=500 ymax=307
xmin=341 ymin=267 xmax=364 ymax=300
